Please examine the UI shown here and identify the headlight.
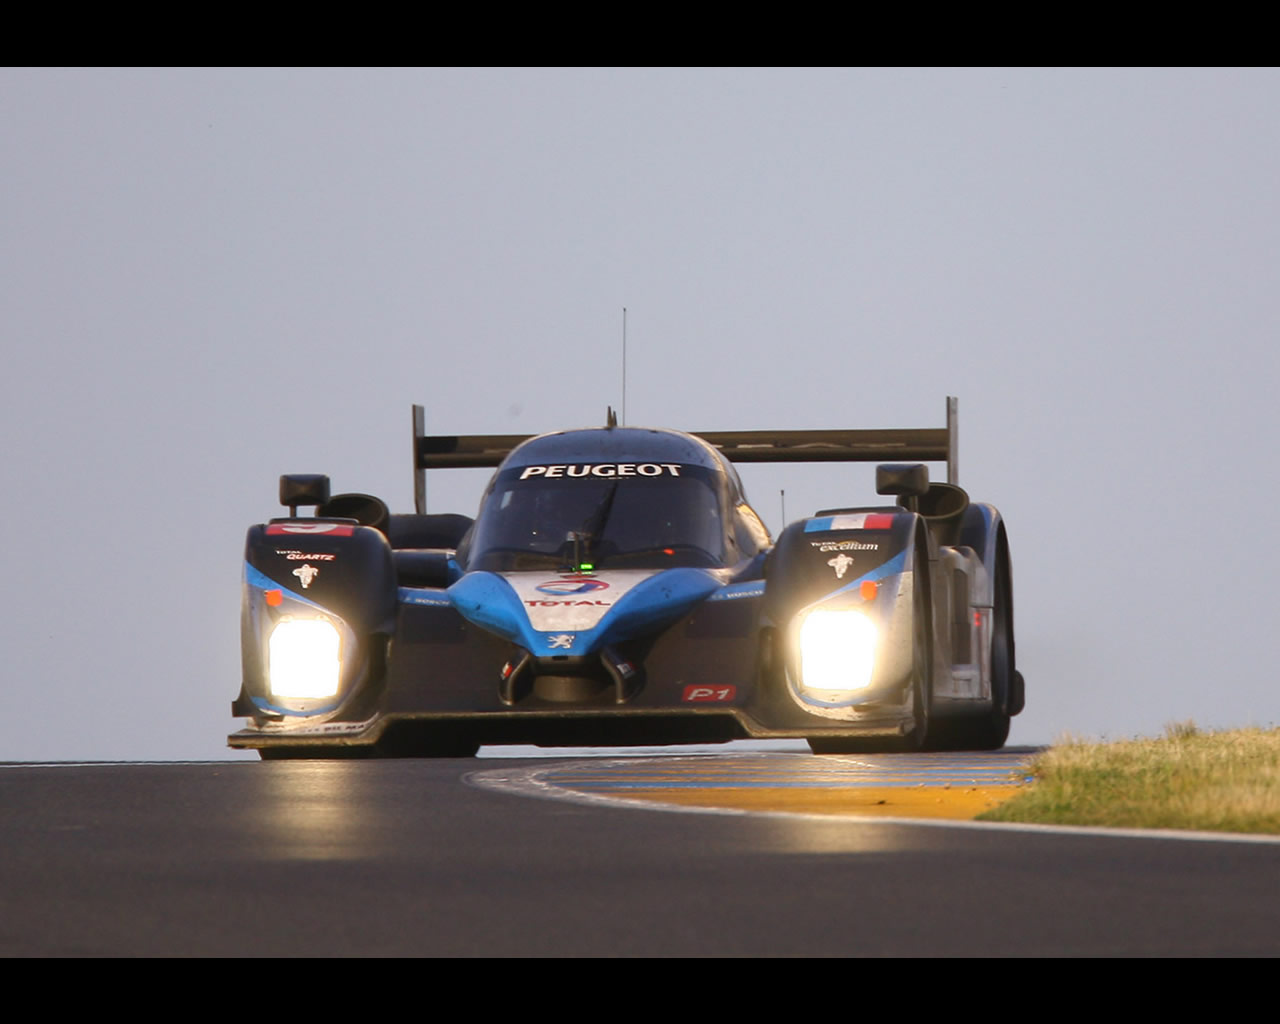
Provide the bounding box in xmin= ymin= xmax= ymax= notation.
xmin=799 ymin=609 xmax=878 ymax=692
xmin=268 ymin=618 xmax=342 ymax=699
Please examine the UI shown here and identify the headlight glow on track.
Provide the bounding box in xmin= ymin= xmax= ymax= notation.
xmin=268 ymin=618 xmax=342 ymax=699
xmin=799 ymin=609 xmax=877 ymax=692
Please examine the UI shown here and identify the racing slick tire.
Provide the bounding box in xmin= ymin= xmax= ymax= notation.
xmin=937 ymin=535 xmax=1013 ymax=751
xmin=807 ymin=735 xmax=878 ymax=755
xmin=257 ymin=737 xmax=481 ymax=760
xmin=373 ymin=730 xmax=481 ymax=758
xmin=895 ymin=546 xmax=934 ymax=753
xmin=258 ymin=747 xmax=376 ymax=761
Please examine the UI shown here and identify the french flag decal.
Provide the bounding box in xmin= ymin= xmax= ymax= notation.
xmin=804 ymin=513 xmax=897 ymax=533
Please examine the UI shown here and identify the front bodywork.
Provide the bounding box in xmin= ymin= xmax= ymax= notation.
xmin=231 ymin=401 xmax=1020 ymax=755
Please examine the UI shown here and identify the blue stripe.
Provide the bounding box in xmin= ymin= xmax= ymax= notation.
xmin=399 ymin=587 xmax=452 ymax=607
xmin=447 ymin=568 xmax=724 ymax=657
xmin=709 ymin=580 xmax=765 ymax=601
xmin=248 ymin=694 xmax=343 ymax=717
xmin=808 ymin=549 xmax=907 ymax=606
xmin=244 ymin=563 xmax=329 ymax=614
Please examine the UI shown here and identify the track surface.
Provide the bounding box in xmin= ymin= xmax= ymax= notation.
xmin=473 ymin=750 xmax=1033 ymax=818
xmin=2 ymin=754 xmax=1277 ymax=956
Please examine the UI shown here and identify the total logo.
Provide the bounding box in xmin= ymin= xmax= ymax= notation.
xmin=276 ymin=549 xmax=336 ymax=562
xmin=536 ymin=577 xmax=610 ymax=596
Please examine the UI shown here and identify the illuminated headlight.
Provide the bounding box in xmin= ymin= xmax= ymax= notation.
xmin=799 ymin=609 xmax=878 ymax=692
xmin=268 ymin=618 xmax=342 ymax=699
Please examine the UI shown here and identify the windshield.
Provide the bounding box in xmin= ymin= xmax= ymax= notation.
xmin=465 ymin=463 xmax=726 ymax=572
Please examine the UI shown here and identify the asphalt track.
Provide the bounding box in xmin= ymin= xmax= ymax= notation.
xmin=473 ymin=749 xmax=1035 ymax=818
xmin=1 ymin=751 xmax=1277 ymax=956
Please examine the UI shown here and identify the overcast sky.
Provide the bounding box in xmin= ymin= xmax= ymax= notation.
xmin=2 ymin=68 xmax=1276 ymax=760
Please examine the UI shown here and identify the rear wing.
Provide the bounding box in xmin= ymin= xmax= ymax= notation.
xmin=412 ymin=397 xmax=959 ymax=514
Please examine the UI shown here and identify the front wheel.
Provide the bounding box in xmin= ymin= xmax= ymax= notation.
xmin=896 ymin=558 xmax=933 ymax=752
xmin=258 ymin=746 xmax=376 ymax=761
xmin=940 ymin=542 xmax=1013 ymax=751
xmin=807 ymin=735 xmax=877 ymax=755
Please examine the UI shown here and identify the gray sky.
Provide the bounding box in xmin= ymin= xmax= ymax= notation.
xmin=3 ymin=68 xmax=1276 ymax=760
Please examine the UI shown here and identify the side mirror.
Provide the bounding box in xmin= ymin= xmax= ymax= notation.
xmin=279 ymin=474 xmax=331 ymax=516
xmin=875 ymin=464 xmax=929 ymax=498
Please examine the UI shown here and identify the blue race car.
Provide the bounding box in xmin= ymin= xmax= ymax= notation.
xmin=231 ymin=398 xmax=1023 ymax=757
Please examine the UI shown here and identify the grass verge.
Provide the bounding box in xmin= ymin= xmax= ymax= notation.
xmin=978 ymin=724 xmax=1280 ymax=833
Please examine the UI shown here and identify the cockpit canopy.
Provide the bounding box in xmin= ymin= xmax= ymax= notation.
xmin=463 ymin=460 xmax=727 ymax=572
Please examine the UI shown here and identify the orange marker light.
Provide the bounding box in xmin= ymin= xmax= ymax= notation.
xmin=265 ymin=589 xmax=283 ymax=607
xmin=860 ymin=580 xmax=878 ymax=601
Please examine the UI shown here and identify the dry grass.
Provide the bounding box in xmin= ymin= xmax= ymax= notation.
xmin=979 ymin=724 xmax=1280 ymax=833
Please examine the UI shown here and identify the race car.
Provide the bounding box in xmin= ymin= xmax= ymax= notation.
xmin=230 ymin=398 xmax=1023 ymax=758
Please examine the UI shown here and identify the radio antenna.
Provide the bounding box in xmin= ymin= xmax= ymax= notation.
xmin=621 ymin=306 xmax=627 ymax=426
